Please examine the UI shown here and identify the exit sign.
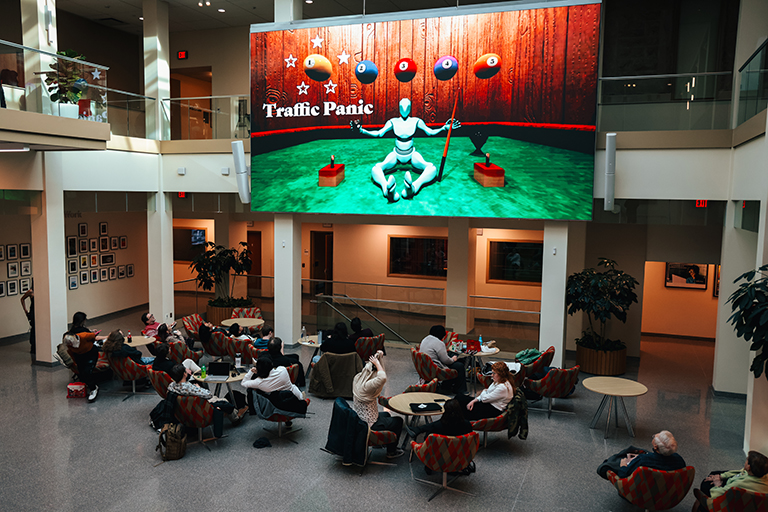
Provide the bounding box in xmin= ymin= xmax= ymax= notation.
xmin=695 ymin=200 xmax=708 ymax=208
xmin=177 ymin=51 xmax=188 ymax=60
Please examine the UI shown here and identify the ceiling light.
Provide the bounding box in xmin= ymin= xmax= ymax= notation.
xmin=305 ymin=0 xmax=313 ymax=3
xmin=0 ymin=145 xmax=30 ymax=153
xmin=218 ymin=8 xmax=225 ymax=12
xmin=139 ymin=16 xmax=143 ymax=20
xmin=198 ymin=1 xmax=202 ymax=5
xmin=205 ymin=0 xmax=210 ymax=5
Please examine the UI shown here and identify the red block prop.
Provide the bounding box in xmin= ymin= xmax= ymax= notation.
xmin=319 ymin=163 xmax=345 ymax=187
xmin=473 ymin=162 xmax=504 ymax=187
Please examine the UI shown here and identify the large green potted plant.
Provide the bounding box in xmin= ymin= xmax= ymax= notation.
xmin=727 ymin=264 xmax=768 ymax=382
xmin=189 ymin=242 xmax=253 ymax=325
xmin=44 ymin=49 xmax=89 ymax=118
xmin=566 ymin=258 xmax=639 ymax=375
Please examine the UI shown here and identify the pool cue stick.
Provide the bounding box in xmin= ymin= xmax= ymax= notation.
xmin=437 ymin=88 xmax=461 ymax=182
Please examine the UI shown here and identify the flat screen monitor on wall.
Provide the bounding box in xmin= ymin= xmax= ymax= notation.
xmin=250 ymin=2 xmax=600 ymax=220
xmin=173 ymin=228 xmax=206 ymax=262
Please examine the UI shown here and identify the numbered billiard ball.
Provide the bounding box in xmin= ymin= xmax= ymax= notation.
xmin=473 ymin=53 xmax=501 ymax=79
xmin=394 ymin=58 xmax=417 ymax=83
xmin=433 ymin=55 xmax=459 ymax=81
xmin=303 ymin=54 xmax=332 ymax=82
xmin=355 ymin=60 xmax=379 ymax=84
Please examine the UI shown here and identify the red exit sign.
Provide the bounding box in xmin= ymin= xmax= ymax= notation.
xmin=177 ymin=51 xmax=188 ymax=60
xmin=695 ymin=200 xmax=708 ymax=208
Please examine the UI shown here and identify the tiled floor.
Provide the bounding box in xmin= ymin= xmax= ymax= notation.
xmin=0 ymin=313 xmax=747 ymax=511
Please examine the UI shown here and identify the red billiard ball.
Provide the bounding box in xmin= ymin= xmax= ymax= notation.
xmin=473 ymin=53 xmax=501 ymax=79
xmin=394 ymin=58 xmax=417 ymax=83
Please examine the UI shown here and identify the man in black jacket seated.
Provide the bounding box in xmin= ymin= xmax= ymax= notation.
xmin=266 ymin=337 xmax=305 ymax=387
xmin=597 ymin=430 xmax=686 ymax=479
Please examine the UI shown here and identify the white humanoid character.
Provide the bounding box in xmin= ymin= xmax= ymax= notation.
xmin=351 ymin=98 xmax=460 ymax=202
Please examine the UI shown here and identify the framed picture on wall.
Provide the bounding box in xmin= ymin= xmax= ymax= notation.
xmin=89 ymin=238 xmax=98 ymax=252
xmin=20 ymin=261 xmax=31 ymax=276
xmin=79 ymin=255 xmax=88 ymax=269
xmin=126 ymin=264 xmax=134 ymax=277
xmin=100 ymin=268 xmax=108 ymax=282
xmin=80 ymin=270 xmax=89 ymax=285
xmin=118 ymin=265 xmax=126 ymax=279
xmin=7 ymin=244 xmax=18 ymax=260
xmin=100 ymin=253 xmax=115 ymax=266
xmin=665 ymin=262 xmax=708 ymax=290
xmin=19 ymin=278 xmax=30 ymax=293
xmin=0 ymin=245 xmax=4 ymax=260
xmin=109 ymin=267 xmax=117 ymax=280
xmin=90 ymin=255 xmax=98 ymax=267
xmin=0 ymin=281 xmax=4 ymax=297
xmin=78 ymin=223 xmax=88 ymax=237
xmin=20 ymin=244 xmax=30 ymax=259
xmin=99 ymin=222 xmax=108 ymax=236
xmin=68 ymin=275 xmax=78 ymax=290
xmin=7 ymin=262 xmax=19 ymax=278
xmin=79 ymin=239 xmax=88 ymax=254
xmin=713 ymin=265 xmax=721 ymax=298
xmin=100 ymin=237 xmax=109 ymax=252
xmin=90 ymin=269 xmax=99 ymax=283
xmin=111 ymin=237 xmax=119 ymax=250
xmin=120 ymin=236 xmax=127 ymax=249
xmin=67 ymin=237 xmax=77 ymax=258
xmin=7 ymin=280 xmax=17 ymax=295
xmin=68 ymin=259 xmax=77 ymax=274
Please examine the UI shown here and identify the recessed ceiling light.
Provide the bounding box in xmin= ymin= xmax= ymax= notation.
xmin=139 ymin=16 xmax=143 ymax=20
xmin=305 ymin=0 xmax=313 ymax=3
xmin=205 ymin=0 xmax=210 ymax=5
xmin=198 ymin=1 xmax=202 ymax=5
xmin=218 ymin=8 xmax=225 ymax=12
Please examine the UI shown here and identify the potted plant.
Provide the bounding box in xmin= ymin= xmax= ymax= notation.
xmin=44 ymin=49 xmax=89 ymax=119
xmin=189 ymin=241 xmax=253 ymax=325
xmin=566 ymin=258 xmax=639 ymax=375
xmin=727 ymin=264 xmax=768 ymax=382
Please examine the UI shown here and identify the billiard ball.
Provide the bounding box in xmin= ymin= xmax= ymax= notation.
xmin=473 ymin=53 xmax=501 ymax=79
xmin=303 ymin=54 xmax=332 ymax=82
xmin=433 ymin=55 xmax=458 ymax=81
xmin=394 ymin=58 xmax=417 ymax=82
xmin=355 ymin=60 xmax=379 ymax=84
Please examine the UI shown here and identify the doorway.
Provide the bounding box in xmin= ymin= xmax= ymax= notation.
xmin=247 ymin=231 xmax=262 ymax=297
xmin=310 ymin=231 xmax=333 ymax=296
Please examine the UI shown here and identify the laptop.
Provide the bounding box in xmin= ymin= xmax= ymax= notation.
xmin=205 ymin=361 xmax=231 ymax=382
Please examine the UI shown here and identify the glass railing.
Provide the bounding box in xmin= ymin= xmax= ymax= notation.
xmin=737 ymin=40 xmax=768 ymax=126
xmin=598 ymin=71 xmax=733 ymax=131
xmin=161 ymin=95 xmax=250 ymax=140
xmin=0 ymin=38 xmax=109 ymax=122
xmin=102 ymin=87 xmax=155 ymax=138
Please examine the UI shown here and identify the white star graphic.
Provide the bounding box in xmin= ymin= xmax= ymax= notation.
xmin=324 ymin=80 xmax=337 ymax=94
xmin=297 ymin=81 xmax=309 ymax=95
xmin=284 ymin=54 xmax=297 ymax=68
xmin=337 ymin=50 xmax=350 ymax=65
xmin=311 ymin=34 xmax=323 ymax=48
xmin=91 ymin=69 xmax=102 ymax=80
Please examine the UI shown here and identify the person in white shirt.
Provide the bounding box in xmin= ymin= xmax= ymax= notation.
xmin=241 ymin=356 xmax=302 ymax=401
xmin=418 ymin=325 xmax=466 ymax=394
xmin=455 ymin=361 xmax=514 ymax=420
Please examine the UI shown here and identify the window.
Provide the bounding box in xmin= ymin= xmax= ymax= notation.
xmin=487 ymin=240 xmax=543 ymax=284
xmin=388 ymin=236 xmax=447 ymax=279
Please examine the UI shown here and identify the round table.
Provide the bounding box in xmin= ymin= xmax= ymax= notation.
xmin=583 ymin=376 xmax=648 ymax=438
xmin=193 ymin=369 xmax=245 ymax=398
xmin=298 ymin=335 xmax=320 ymax=380
xmin=126 ymin=335 xmax=156 ymax=348
xmin=388 ymin=391 xmax=450 ymax=449
xmin=457 ymin=345 xmax=499 ymax=393
xmin=221 ymin=317 xmax=264 ymax=329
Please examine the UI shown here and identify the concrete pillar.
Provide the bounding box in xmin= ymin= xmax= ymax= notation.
xmin=564 ymin=222 xmax=587 ymax=352
xmin=446 ymin=218 xmax=469 ymax=334
xmin=274 ymin=214 xmax=301 ymax=346
xmin=142 ymin=0 xmax=171 ymax=140
xmin=274 ymin=0 xmax=302 ymax=23
xmin=539 ymin=221 xmax=570 ymax=368
xmin=30 ymin=163 xmax=67 ymax=364
xmin=20 ymin=0 xmax=58 ymax=114
xmin=147 ymin=192 xmax=175 ymax=325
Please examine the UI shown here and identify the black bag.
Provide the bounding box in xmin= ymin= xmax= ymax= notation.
xmin=150 ymin=391 xmax=179 ymax=430
xmin=156 ymin=423 xmax=187 ymax=461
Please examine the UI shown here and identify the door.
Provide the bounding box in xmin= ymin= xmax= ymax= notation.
xmin=247 ymin=231 xmax=262 ymax=297
xmin=310 ymin=231 xmax=333 ymax=296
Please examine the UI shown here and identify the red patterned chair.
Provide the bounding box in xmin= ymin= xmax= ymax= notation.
xmin=476 ymin=367 xmax=526 ymax=390
xmin=411 ymin=347 xmax=459 ymax=385
xmin=174 ymin=395 xmax=218 ymax=450
xmin=355 ymin=333 xmax=386 ymax=362
xmin=231 ymin=307 xmax=263 ymax=319
xmin=410 ymin=432 xmax=480 ymax=501
xmin=251 ymin=364 xmax=310 ymax=443
xmin=703 ymin=487 xmax=768 ymax=512
xmin=607 ymin=466 xmax=695 ymax=510
xmin=202 ymin=330 xmax=230 ymax=359
xmin=167 ymin=340 xmax=203 ymax=365
xmin=245 ymin=343 xmax=268 ymax=364
xmin=379 ymin=378 xmax=439 ymax=407
xmin=181 ymin=314 xmax=204 ymax=341
xmin=469 ymin=385 xmax=528 ymax=448
xmin=524 ymin=365 xmax=580 ymax=418
xmin=147 ymin=368 xmax=172 ymax=399
xmin=442 ymin=331 xmax=459 ymax=347
xmin=522 ymin=345 xmax=555 ymax=377
xmin=106 ymin=353 xmax=150 ymax=399
xmin=226 ymin=337 xmax=254 ymax=365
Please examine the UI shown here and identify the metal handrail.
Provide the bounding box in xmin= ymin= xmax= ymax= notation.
xmin=0 ymin=38 xmax=109 ymax=70
xmin=333 ymin=293 xmax=410 ymax=345
xmin=470 ymin=294 xmax=541 ymax=303
xmin=599 ymin=71 xmax=732 ymax=81
xmin=318 ymin=293 xmax=541 ymax=315
xmin=162 ymin=94 xmax=248 ymax=101
xmin=90 ymin=84 xmax=155 ymax=100
xmin=302 ymin=276 xmax=444 ymax=292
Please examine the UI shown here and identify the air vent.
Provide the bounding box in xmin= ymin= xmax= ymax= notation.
xmin=97 ymin=17 xmax=126 ymax=26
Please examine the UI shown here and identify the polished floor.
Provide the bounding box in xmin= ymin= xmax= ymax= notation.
xmin=1 ymin=316 xmax=747 ymax=511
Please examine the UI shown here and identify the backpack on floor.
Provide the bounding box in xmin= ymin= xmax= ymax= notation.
xmin=156 ymin=423 xmax=187 ymax=461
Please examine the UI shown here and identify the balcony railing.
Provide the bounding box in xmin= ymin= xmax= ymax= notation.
xmin=737 ymin=39 xmax=768 ymax=126
xmin=161 ymin=95 xmax=250 ymax=140
xmin=102 ymin=87 xmax=155 ymax=139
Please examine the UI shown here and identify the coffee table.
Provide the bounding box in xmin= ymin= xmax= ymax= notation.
xmin=459 ymin=346 xmax=499 ymax=393
xmin=221 ymin=317 xmax=264 ymax=329
xmin=583 ymin=376 xmax=648 ymax=438
xmin=387 ymin=391 xmax=449 ymax=448
xmin=126 ymin=335 xmax=155 ymax=348
xmin=298 ymin=335 xmax=320 ymax=380
xmin=193 ymin=369 xmax=245 ymax=398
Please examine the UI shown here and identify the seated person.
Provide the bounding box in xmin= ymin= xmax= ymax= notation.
xmin=352 ymin=350 xmax=404 ymax=458
xmin=102 ymin=330 xmax=153 ymax=366
xmin=168 ymin=364 xmax=248 ymax=436
xmin=419 ymin=325 xmax=466 ymax=394
xmin=251 ymin=324 xmax=274 ymax=349
xmin=693 ymin=450 xmax=768 ymax=511
xmin=241 ymin=356 xmax=307 ymax=416
xmin=455 ymin=361 xmax=514 ymax=420
xmin=320 ymin=322 xmax=356 ymax=355
xmin=406 ymin=398 xmax=472 ymax=440
xmin=198 ymin=321 xmax=229 ymax=346
xmin=63 ymin=315 xmax=108 ymax=403
xmin=152 ymin=343 xmax=200 ymax=375
xmin=597 ymin=430 xmax=686 ymax=480
xmin=267 ymin=337 xmax=305 ymax=388
xmin=348 ymin=317 xmax=374 ymax=344
xmin=228 ymin=322 xmax=254 ymax=341
xmin=140 ymin=312 xmax=163 ymax=337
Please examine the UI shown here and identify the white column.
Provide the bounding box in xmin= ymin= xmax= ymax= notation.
xmin=147 ymin=192 xmax=175 ymax=325
xmin=142 ymin=0 xmax=171 ymax=140
xmin=20 ymin=0 xmax=58 ymax=114
xmin=539 ymin=221 xmax=570 ymax=368
xmin=30 ymin=164 xmax=67 ymax=364
xmin=274 ymin=214 xmax=301 ymax=346
xmin=274 ymin=0 xmax=302 ymax=23
xmin=446 ymin=218 xmax=469 ymax=334
xmin=564 ymin=222 xmax=587 ymax=352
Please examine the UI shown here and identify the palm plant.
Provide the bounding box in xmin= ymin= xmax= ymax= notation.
xmin=44 ymin=49 xmax=89 ymax=104
xmin=189 ymin=242 xmax=253 ymax=307
xmin=727 ymin=263 xmax=768 ymax=381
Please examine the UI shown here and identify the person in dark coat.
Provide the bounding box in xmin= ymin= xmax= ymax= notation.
xmin=321 ymin=322 xmax=356 ymax=355
xmin=597 ymin=430 xmax=686 ymax=479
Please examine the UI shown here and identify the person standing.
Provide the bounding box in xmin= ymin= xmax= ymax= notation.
xmin=20 ymin=289 xmax=34 ymax=355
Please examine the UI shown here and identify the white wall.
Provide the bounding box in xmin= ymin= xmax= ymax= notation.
xmin=0 ymin=214 xmax=34 ymax=338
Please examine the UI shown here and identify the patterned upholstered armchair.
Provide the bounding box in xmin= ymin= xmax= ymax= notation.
xmin=410 ymin=432 xmax=480 ymax=501
xmin=606 ymin=466 xmax=695 ymax=510
xmin=245 ymin=344 xmax=268 ymax=364
xmin=225 ymin=337 xmax=251 ymax=364
xmin=230 ymin=307 xmax=264 ymax=336
xmin=250 ymin=364 xmax=310 ymax=443
xmin=522 ymin=345 xmax=555 ymax=377
xmin=411 ymin=347 xmax=458 ymax=384
xmin=181 ymin=314 xmax=204 ymax=341
xmin=201 ymin=330 xmax=230 ymax=359
xmin=167 ymin=340 xmax=203 ymax=365
xmin=524 ymin=365 xmax=580 ymax=417
xmin=105 ymin=353 xmax=150 ymax=398
xmin=174 ymin=395 xmax=218 ymax=450
xmin=147 ymin=368 xmax=172 ymax=399
xmin=355 ymin=333 xmax=386 ymax=362
xmin=379 ymin=378 xmax=438 ymax=407
xmin=704 ymin=487 xmax=768 ymax=512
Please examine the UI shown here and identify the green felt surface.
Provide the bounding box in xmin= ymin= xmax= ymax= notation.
xmin=251 ymin=136 xmax=593 ymax=220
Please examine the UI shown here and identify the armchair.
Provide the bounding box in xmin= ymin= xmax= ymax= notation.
xmin=606 ymin=465 xmax=695 ymax=510
xmin=410 ymin=432 xmax=480 ymax=501
xmin=524 ymin=365 xmax=580 ymax=417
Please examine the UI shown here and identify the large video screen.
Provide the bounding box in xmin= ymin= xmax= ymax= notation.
xmin=250 ymin=3 xmax=600 ymax=220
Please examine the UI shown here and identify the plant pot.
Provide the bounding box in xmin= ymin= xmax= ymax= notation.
xmin=576 ymin=345 xmax=627 ymax=375
xmin=206 ymin=305 xmax=233 ymax=326
xmin=58 ymin=103 xmax=79 ymax=119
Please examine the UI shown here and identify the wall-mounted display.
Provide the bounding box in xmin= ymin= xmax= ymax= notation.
xmin=100 ymin=268 xmax=108 ymax=281
xmin=100 ymin=253 xmax=115 ymax=266
xmin=111 ymin=237 xmax=119 ymax=250
xmin=79 ymin=239 xmax=88 ymax=254
xmin=0 ymin=281 xmax=4 ymax=297
xmin=487 ymin=240 xmax=543 ymax=284
xmin=19 ymin=278 xmax=30 ymax=293
xmin=20 ymin=244 xmax=30 ymax=259
xmin=109 ymin=267 xmax=117 ymax=280
xmin=90 ymin=255 xmax=98 ymax=267
xmin=100 ymin=237 xmax=109 ymax=252
xmin=388 ymin=236 xmax=447 ymax=278
xmin=99 ymin=222 xmax=108 ymax=236
xmin=7 ymin=280 xmax=17 ymax=295
xmin=0 ymin=245 xmax=4 ymax=260
xmin=665 ymin=262 xmax=708 ymax=290
xmin=7 ymin=262 xmax=19 ymax=278
xmin=78 ymin=223 xmax=88 ymax=237
xmin=80 ymin=270 xmax=89 ymax=285
xmin=68 ymin=275 xmax=78 ymax=290
xmin=90 ymin=269 xmax=99 ymax=283
xmin=713 ymin=265 xmax=721 ymax=298
xmin=126 ymin=264 xmax=134 ymax=278
xmin=120 ymin=236 xmax=127 ymax=249
xmin=67 ymin=237 xmax=77 ymax=258
xmin=7 ymin=244 xmax=18 ymax=260
xmin=20 ymin=261 xmax=31 ymax=277
xmin=68 ymin=259 xmax=77 ymax=274
xmin=89 ymin=238 xmax=98 ymax=252
xmin=79 ymin=255 xmax=88 ymax=269
xmin=118 ymin=265 xmax=126 ymax=279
